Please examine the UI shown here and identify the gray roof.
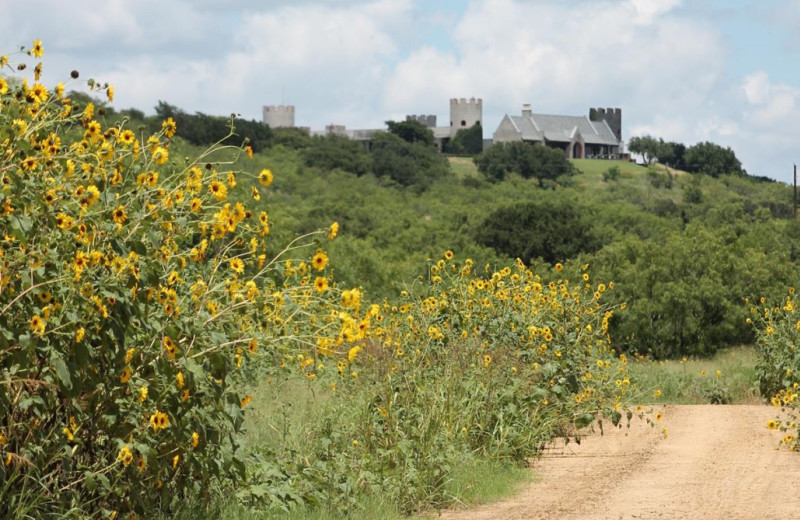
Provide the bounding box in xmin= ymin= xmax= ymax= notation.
xmin=509 ymin=113 xmax=619 ymax=145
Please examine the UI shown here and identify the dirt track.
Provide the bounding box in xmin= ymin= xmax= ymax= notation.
xmin=439 ymin=405 xmax=800 ymax=520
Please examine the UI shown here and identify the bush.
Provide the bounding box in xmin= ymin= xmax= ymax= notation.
xmin=475 ymin=200 xmax=601 ymax=264
xmin=474 ymin=142 xmax=575 ymax=185
xmin=0 ymin=42 xmax=343 ymax=519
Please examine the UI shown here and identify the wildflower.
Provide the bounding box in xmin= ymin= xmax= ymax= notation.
xmin=554 ymin=263 xmax=563 ymax=272
xmin=162 ymin=336 xmax=178 ymax=360
xmin=227 ymin=171 xmax=236 ymax=187
xmin=240 ymin=395 xmax=252 ymax=407
xmin=176 ymin=371 xmax=185 ymax=389
xmin=767 ymin=419 xmax=779 ymax=430
xmin=30 ymin=315 xmax=45 ymax=336
xmin=21 ymin=157 xmax=37 ymax=171
xmin=120 ymin=366 xmax=132 ymax=384
xmin=314 ymin=277 xmax=329 ymax=293
xmin=209 ymin=180 xmax=227 ymax=201
xmin=119 ymin=130 xmax=135 ymax=146
xmin=149 ymin=410 xmax=170 ymax=432
xmin=258 ymin=168 xmax=273 ymax=186
xmin=63 ymin=427 xmax=74 ymax=442
xmin=162 ymin=117 xmax=177 ymax=138
xmin=112 ymin=205 xmax=127 ymax=225
xmin=75 ymin=328 xmax=85 ymax=344
xmin=312 ymin=251 xmax=329 ymax=271
xmin=655 ymin=411 xmax=663 ymax=422
xmin=328 ymin=221 xmax=339 ymax=239
xmin=106 ymin=85 xmax=114 ymax=102
xmin=252 ymin=186 xmax=260 ymax=201
xmin=191 ymin=431 xmax=199 ymax=448
xmin=229 ymin=257 xmax=245 ymax=274
xmin=152 ymin=146 xmax=169 ymax=165
xmin=172 ymin=454 xmax=180 ymax=469
xmin=117 ymin=445 xmax=133 ymax=466
xmin=0 ymin=78 xmax=7 ymax=95
xmin=31 ymin=39 xmax=44 ymax=58
xmin=245 ymin=145 xmax=253 ymax=158
xmin=653 ymin=389 xmax=662 ymax=398
xmin=483 ymin=354 xmax=492 ymax=368
xmin=137 ymin=386 xmax=148 ymax=402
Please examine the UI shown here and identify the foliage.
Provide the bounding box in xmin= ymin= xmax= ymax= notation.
xmin=602 ymin=165 xmax=620 ymax=182
xmin=153 ymin=101 xmax=273 ymax=152
xmin=627 ymin=135 xmax=660 ymax=165
xmin=445 ymin=123 xmax=483 ymax=155
xmin=684 ymin=141 xmax=745 ymax=177
xmin=0 ymin=43 xmax=344 ymax=519
xmin=475 ymin=200 xmax=601 ymax=264
xmin=473 ymin=142 xmax=575 ymax=184
xmin=369 ymin=131 xmax=450 ymax=191
xmin=751 ymin=294 xmax=800 ymax=452
xmin=302 ymin=134 xmax=371 ymax=176
xmin=234 ymin=255 xmax=639 ymax=514
xmin=385 ymin=119 xmax=435 ymax=147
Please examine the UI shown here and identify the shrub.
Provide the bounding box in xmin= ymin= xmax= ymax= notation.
xmin=475 ymin=200 xmax=601 ymax=264
xmin=0 ymin=41 xmax=343 ymax=519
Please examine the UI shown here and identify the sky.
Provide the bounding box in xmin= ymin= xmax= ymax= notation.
xmin=2 ymin=0 xmax=799 ymax=182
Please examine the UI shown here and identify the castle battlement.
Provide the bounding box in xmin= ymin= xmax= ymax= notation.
xmin=263 ymin=105 xmax=296 ymax=128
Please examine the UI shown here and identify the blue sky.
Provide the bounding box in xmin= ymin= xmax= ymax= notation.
xmin=2 ymin=0 xmax=799 ymax=182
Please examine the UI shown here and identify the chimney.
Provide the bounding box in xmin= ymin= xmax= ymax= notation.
xmin=522 ymin=104 xmax=532 ymax=117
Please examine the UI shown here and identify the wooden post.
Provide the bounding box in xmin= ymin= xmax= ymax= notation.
xmin=795 ymin=164 xmax=798 ymax=220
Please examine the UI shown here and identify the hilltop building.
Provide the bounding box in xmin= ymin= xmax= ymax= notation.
xmin=262 ymin=98 xmax=483 ymax=151
xmin=493 ymin=105 xmax=623 ymax=159
xmin=262 ymin=99 xmax=623 ymax=159
xmin=262 ymin=105 xmax=295 ymax=128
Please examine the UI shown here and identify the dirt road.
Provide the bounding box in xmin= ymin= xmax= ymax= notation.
xmin=439 ymin=405 xmax=800 ymax=520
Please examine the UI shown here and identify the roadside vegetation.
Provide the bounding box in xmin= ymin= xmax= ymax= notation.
xmin=2 ymin=39 xmax=799 ymax=520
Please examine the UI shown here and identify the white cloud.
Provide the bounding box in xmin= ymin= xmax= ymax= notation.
xmin=628 ymin=0 xmax=682 ymax=25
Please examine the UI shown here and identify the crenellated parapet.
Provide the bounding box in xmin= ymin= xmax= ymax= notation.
xmin=263 ymin=105 xmax=296 ymax=128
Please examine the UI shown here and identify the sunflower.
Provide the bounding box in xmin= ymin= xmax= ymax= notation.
xmin=191 ymin=431 xmax=199 ymax=448
xmin=117 ymin=445 xmax=133 ymax=467
xmin=161 ymin=117 xmax=176 ymax=138
xmin=314 ymin=276 xmax=329 ymax=293
xmin=311 ymin=251 xmax=329 ymax=272
xmin=112 ymin=205 xmax=127 ymax=225
xmin=229 ymin=257 xmax=245 ymax=274
xmin=152 ymin=146 xmax=169 ymax=165
xmin=251 ymin=186 xmax=260 ymax=201
xmin=119 ymin=130 xmax=135 ymax=146
xmin=209 ymin=180 xmax=227 ymax=201
xmin=258 ymin=168 xmax=273 ymax=186
xmin=31 ymin=39 xmax=44 ymax=58
xmin=30 ymin=315 xmax=45 ymax=335
xmin=328 ymin=221 xmax=339 ymax=240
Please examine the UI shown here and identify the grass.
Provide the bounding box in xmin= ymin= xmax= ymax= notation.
xmin=570 ymin=158 xmax=645 ymax=177
xmin=174 ymin=375 xmax=536 ymax=520
xmin=447 ymin=156 xmax=481 ymax=179
xmin=627 ymin=346 xmax=762 ymax=405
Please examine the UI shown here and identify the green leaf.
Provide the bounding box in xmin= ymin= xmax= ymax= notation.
xmin=54 ymin=357 xmax=73 ymax=391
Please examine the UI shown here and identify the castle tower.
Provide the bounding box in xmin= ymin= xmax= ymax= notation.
xmin=263 ymin=105 xmax=295 ymax=128
xmin=590 ymin=107 xmax=622 ymax=142
xmin=450 ymin=97 xmax=483 ymax=138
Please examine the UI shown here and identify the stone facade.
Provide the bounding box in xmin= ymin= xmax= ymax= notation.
xmin=262 ymin=105 xmax=295 ymax=128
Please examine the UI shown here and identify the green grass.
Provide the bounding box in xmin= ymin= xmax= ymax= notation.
xmin=447 ymin=156 xmax=481 ymax=179
xmin=570 ymin=158 xmax=645 ymax=177
xmin=628 ymin=346 xmax=761 ymax=405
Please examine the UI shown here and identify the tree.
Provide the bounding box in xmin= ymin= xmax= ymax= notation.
xmin=303 ymin=134 xmax=372 ymax=175
xmin=370 ymin=132 xmax=450 ymax=191
xmin=473 ymin=142 xmax=575 ymax=185
xmin=627 ymin=135 xmax=660 ymax=164
xmin=385 ymin=119 xmax=435 ymax=146
xmin=445 ymin=123 xmax=483 ymax=155
xmin=684 ymin=141 xmax=745 ymax=177
xmin=475 ymin=200 xmax=601 ymax=264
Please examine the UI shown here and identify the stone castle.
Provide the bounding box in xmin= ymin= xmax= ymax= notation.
xmin=262 ymin=98 xmax=623 ymax=158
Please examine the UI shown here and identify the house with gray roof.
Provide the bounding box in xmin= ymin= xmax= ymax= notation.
xmin=493 ymin=104 xmax=623 ymax=159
